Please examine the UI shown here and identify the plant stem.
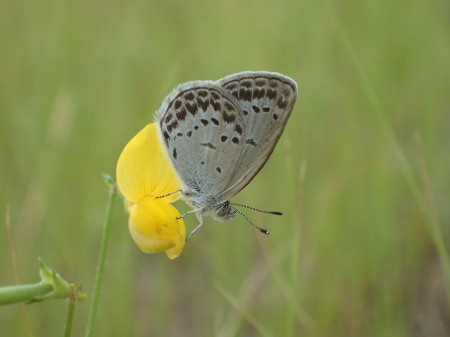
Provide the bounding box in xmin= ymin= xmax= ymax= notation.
xmin=64 ymin=299 xmax=75 ymax=337
xmin=84 ymin=182 xmax=118 ymax=337
xmin=0 ymin=283 xmax=53 ymax=306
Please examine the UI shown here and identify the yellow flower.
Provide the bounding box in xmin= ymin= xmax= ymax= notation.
xmin=116 ymin=123 xmax=185 ymax=259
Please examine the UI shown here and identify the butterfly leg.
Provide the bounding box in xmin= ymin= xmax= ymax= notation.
xmin=156 ymin=189 xmax=183 ymax=199
xmin=177 ymin=207 xmax=202 ymax=220
xmin=187 ymin=212 xmax=204 ymax=240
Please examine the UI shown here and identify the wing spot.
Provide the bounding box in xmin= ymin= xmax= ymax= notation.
xmin=201 ymin=119 xmax=209 ymax=126
xmin=255 ymin=79 xmax=267 ymax=87
xmin=197 ymin=89 xmax=208 ymax=97
xmin=194 ymin=125 xmax=199 ymax=130
xmin=273 ymin=113 xmax=279 ymax=120
xmin=187 ymin=131 xmax=192 ymax=137
xmin=174 ymin=100 xmax=182 ymax=109
xmin=235 ymin=124 xmax=243 ymax=134
xmin=221 ymin=135 xmax=228 ymax=142
xmin=176 ymin=132 xmax=183 ymax=137
xmin=211 ymin=91 xmax=221 ymax=100
xmin=253 ymin=88 xmax=265 ymax=99
xmin=211 ymin=99 xmax=221 ymax=111
xmin=224 ymin=101 xmax=236 ymax=112
xmin=241 ymin=80 xmax=252 ymax=88
xmin=216 ymin=167 xmax=222 ymax=174
xmin=211 ymin=117 xmax=219 ymax=125
xmin=176 ymin=108 xmax=187 ymax=121
xmin=222 ymin=112 xmax=236 ymax=123
xmin=173 ymin=148 xmax=177 ymax=159
xmin=186 ymin=102 xmax=198 ymax=115
xmin=232 ymin=137 xmax=239 ymax=144
xmin=282 ymin=88 xmax=292 ymax=98
xmin=200 ymin=161 xmax=205 ymax=165
xmin=252 ymin=105 xmax=260 ymax=113
xmin=269 ymin=79 xmax=279 ymax=88
xmin=200 ymin=142 xmax=216 ymax=149
xmin=198 ymin=97 xmax=209 ymax=111
xmin=243 ymin=110 xmax=249 ymax=115
xmin=167 ymin=121 xmax=178 ymax=132
xmin=263 ymin=107 xmax=270 ymax=112
xmin=266 ymin=89 xmax=277 ymax=99
xmin=184 ymin=92 xmax=195 ymax=100
xmin=164 ymin=113 xmax=173 ymax=123
xmin=163 ymin=131 xmax=170 ymax=141
xmin=277 ymin=97 xmax=288 ymax=109
xmin=239 ymin=88 xmax=252 ymax=101
xmin=245 ymin=138 xmax=257 ymax=146
xmin=225 ymin=83 xmax=238 ymax=90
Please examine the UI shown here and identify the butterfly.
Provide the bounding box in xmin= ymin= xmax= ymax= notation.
xmin=156 ymin=71 xmax=297 ymax=238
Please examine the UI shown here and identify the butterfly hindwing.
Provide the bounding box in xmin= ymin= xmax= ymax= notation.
xmin=157 ymin=82 xmax=246 ymax=200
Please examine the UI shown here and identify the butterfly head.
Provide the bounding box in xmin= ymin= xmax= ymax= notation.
xmin=213 ymin=201 xmax=237 ymax=221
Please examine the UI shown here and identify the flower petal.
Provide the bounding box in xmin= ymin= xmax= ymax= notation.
xmin=116 ymin=123 xmax=182 ymax=203
xmin=128 ymin=196 xmax=185 ymax=259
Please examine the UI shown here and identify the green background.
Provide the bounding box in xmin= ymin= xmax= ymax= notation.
xmin=1 ymin=0 xmax=449 ymax=336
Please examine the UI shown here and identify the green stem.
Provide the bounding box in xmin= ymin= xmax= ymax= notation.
xmin=0 ymin=283 xmax=53 ymax=306
xmin=84 ymin=182 xmax=118 ymax=337
xmin=64 ymin=299 xmax=75 ymax=337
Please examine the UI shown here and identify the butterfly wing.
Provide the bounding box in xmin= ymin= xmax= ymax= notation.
xmin=216 ymin=72 xmax=297 ymax=199
xmin=156 ymin=81 xmax=246 ymax=207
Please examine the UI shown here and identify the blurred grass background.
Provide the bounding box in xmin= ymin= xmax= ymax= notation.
xmin=1 ymin=0 xmax=449 ymax=336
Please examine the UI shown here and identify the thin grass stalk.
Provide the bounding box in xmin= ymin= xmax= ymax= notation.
xmin=84 ymin=182 xmax=118 ymax=337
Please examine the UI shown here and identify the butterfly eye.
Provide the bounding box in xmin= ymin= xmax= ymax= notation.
xmin=217 ymin=206 xmax=228 ymax=217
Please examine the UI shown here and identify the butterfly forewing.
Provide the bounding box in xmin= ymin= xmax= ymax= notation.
xmin=157 ymin=82 xmax=246 ymax=200
xmin=216 ymin=72 xmax=297 ymax=198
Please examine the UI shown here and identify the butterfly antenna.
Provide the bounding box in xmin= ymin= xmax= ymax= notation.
xmin=230 ymin=203 xmax=282 ymax=216
xmin=229 ymin=205 xmax=270 ymax=235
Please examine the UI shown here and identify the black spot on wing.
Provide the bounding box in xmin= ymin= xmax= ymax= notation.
xmin=211 ymin=99 xmax=221 ymax=111
xmin=241 ymin=80 xmax=252 ymax=88
xmin=211 ymin=91 xmax=221 ymax=100
xmin=197 ymin=97 xmax=209 ymax=111
xmin=277 ymin=97 xmax=288 ymax=109
xmin=184 ymin=92 xmax=195 ymax=100
xmin=266 ymin=89 xmax=277 ymax=100
xmin=197 ymin=89 xmax=208 ymax=97
xmin=164 ymin=113 xmax=173 ymax=123
xmin=245 ymin=138 xmax=257 ymax=146
xmin=255 ymin=79 xmax=266 ymax=87
xmin=167 ymin=121 xmax=178 ymax=133
xmin=185 ymin=102 xmax=198 ymax=115
xmin=239 ymin=88 xmax=252 ymax=102
xmin=253 ymin=88 xmax=265 ymax=99
xmin=176 ymin=108 xmax=187 ymax=121
xmin=200 ymin=142 xmax=216 ymax=149
xmin=174 ymin=100 xmax=182 ymax=109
